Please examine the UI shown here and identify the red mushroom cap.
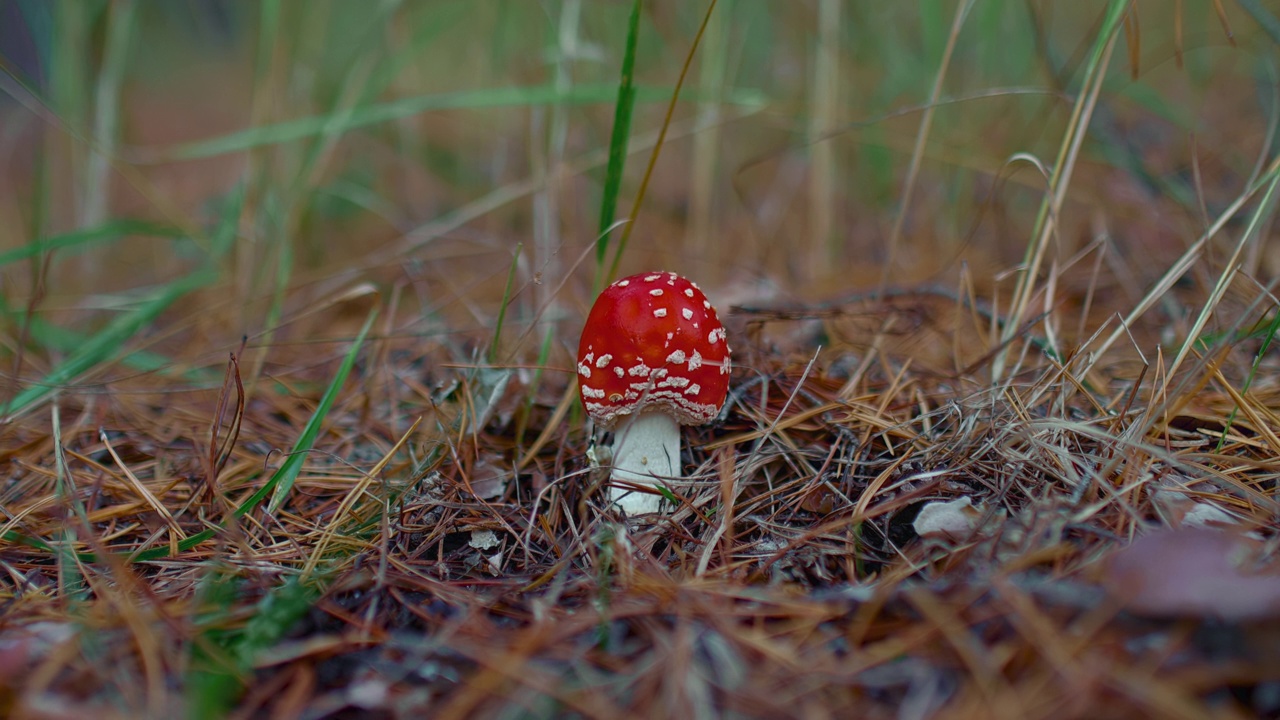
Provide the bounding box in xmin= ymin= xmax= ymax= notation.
xmin=577 ymin=271 xmax=731 ymax=429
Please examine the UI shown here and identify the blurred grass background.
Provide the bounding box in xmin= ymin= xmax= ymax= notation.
xmin=1 ymin=0 xmax=1279 ymax=383
xmin=4 ymin=5 xmax=1280 ymax=715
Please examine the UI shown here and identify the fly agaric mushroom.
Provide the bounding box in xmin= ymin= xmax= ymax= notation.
xmin=577 ymin=271 xmax=731 ymax=515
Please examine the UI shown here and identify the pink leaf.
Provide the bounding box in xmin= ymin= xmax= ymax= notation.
xmin=1105 ymin=528 xmax=1280 ymax=621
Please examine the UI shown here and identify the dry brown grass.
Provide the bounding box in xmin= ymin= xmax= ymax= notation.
xmin=3 ymin=273 xmax=1280 ymax=718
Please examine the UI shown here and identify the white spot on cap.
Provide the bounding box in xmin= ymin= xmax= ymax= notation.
xmin=584 ymin=352 xmax=594 ymax=364
xmin=682 ymin=308 xmax=694 ymax=320
xmin=653 ymin=308 xmax=667 ymax=318
xmin=684 ymin=383 xmax=701 ymax=395
xmin=666 ymin=350 xmax=687 ymax=364
xmin=577 ymin=362 xmax=592 ymax=378
xmin=616 ymin=279 xmax=630 ymax=287
xmin=629 ymin=362 xmax=652 ymax=377
xmin=581 ymin=386 xmax=605 ymax=399
xmin=684 ymin=288 xmax=694 ymax=298
xmin=595 ymin=353 xmax=612 ymax=368
xmin=708 ymin=328 xmax=723 ymax=344
xmin=688 ymin=350 xmax=703 ymax=370
xmin=703 ymin=301 xmax=711 ymax=309
xmin=644 ymin=274 xmax=660 ymax=282
xmin=614 ymin=367 xmax=624 ymax=378
xmin=650 ymin=289 xmax=663 ymax=296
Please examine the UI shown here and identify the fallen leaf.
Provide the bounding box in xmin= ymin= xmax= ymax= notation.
xmin=1105 ymin=528 xmax=1280 ymax=620
xmin=1152 ymin=486 xmax=1240 ymax=530
xmin=913 ymin=496 xmax=982 ymax=539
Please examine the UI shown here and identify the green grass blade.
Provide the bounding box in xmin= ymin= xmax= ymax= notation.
xmin=595 ymin=0 xmax=642 ymax=282
xmin=267 ymin=308 xmax=378 ymax=513
xmin=187 ymin=574 xmax=318 ymax=720
xmin=1168 ymin=168 xmax=1280 ymax=382
xmin=0 ymin=308 xmax=378 ymax=564
xmin=0 ymin=529 xmax=56 ymax=553
xmin=605 ymin=0 xmax=719 ymax=283
xmin=210 ymin=183 xmax=246 ymax=260
xmin=0 ymin=307 xmax=215 ymax=384
xmin=236 ymin=577 xmax=317 ymax=662
xmin=994 ymin=0 xmax=1128 ymax=381
xmin=52 ymin=402 xmax=88 ymax=602
xmin=489 ymin=242 xmax=521 ymax=364
xmin=516 ymin=324 xmax=556 ymax=448
xmin=142 ymin=84 xmax=765 ymax=163
xmin=0 ymin=219 xmax=186 ymax=268
xmin=1216 ymin=306 xmax=1280 ymax=452
xmin=1238 ymin=0 xmax=1280 ymax=45
xmin=2 ymin=270 xmax=215 ymax=419
xmin=185 ymin=571 xmax=241 ymax=720
xmin=81 ymin=0 xmax=135 ymax=227
xmin=686 ymin=0 xmax=731 ymax=262
xmin=127 ymin=307 xmax=379 ymax=562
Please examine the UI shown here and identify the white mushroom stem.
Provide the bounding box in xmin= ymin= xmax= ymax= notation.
xmin=609 ymin=410 xmax=680 ymax=515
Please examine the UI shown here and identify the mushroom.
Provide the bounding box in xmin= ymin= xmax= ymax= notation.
xmin=577 ymin=271 xmax=732 ymax=515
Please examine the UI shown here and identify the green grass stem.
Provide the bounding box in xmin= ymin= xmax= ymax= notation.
xmin=605 ymin=0 xmax=719 ymax=284
xmin=995 ymin=0 xmax=1128 ymax=382
xmin=489 ymin=242 xmax=522 ymax=365
xmin=266 ymin=308 xmax=379 ymax=512
xmin=2 ymin=270 xmax=215 ymax=420
xmin=135 ymin=84 xmax=764 ymax=164
xmin=594 ymin=0 xmax=642 ymax=286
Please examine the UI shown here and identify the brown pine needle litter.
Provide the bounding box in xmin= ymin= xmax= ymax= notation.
xmin=4 ymin=275 xmax=1280 ymax=718
xmin=6 ymin=2 xmax=1280 ymax=718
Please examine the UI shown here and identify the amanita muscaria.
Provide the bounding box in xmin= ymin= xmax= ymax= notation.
xmin=577 ymin=271 xmax=731 ymax=515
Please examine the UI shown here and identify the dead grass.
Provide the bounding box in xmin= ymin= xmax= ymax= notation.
xmin=2 ymin=273 xmax=1280 ymax=718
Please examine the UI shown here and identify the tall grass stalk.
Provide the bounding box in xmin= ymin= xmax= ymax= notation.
xmin=516 ymin=324 xmax=557 ymax=450
xmin=1165 ymin=172 xmax=1280 ymax=382
xmin=533 ymin=0 xmax=580 ymax=312
xmin=877 ymin=0 xmax=975 ymax=295
xmin=994 ymin=0 xmax=1128 ymax=382
xmin=489 ymin=242 xmax=522 ymax=364
xmin=605 ymin=0 xmax=719 ymax=283
xmin=49 ymin=1 xmax=90 ymax=221
xmin=1082 ymin=152 xmax=1280 ymax=377
xmin=134 ymin=83 xmax=764 ymax=165
xmin=0 ymin=219 xmax=183 ymax=267
xmin=257 ymin=7 xmax=389 ymax=390
xmin=2 ymin=269 xmax=215 ymax=421
xmin=807 ymin=0 xmax=840 ymax=280
xmin=238 ymin=0 xmax=283 ymax=381
xmin=51 ymin=401 xmax=87 ymax=602
xmin=82 ymin=0 xmax=135 ymax=228
xmin=595 ymin=0 xmax=642 ymax=289
xmin=687 ymin=0 xmax=731 ymax=271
